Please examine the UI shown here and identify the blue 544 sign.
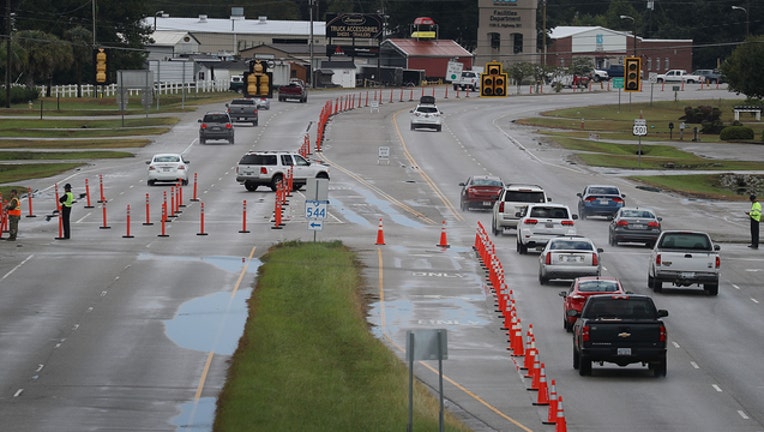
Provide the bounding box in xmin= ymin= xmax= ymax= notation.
xmin=305 ymin=200 xmax=328 ymax=219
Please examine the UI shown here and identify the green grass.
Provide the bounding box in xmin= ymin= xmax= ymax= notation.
xmin=213 ymin=241 xmax=470 ymax=432
xmin=630 ymin=174 xmax=757 ymax=200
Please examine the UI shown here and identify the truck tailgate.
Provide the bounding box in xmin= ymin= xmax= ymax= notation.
xmin=657 ymin=251 xmax=717 ymax=273
xmin=588 ymin=320 xmax=665 ymax=350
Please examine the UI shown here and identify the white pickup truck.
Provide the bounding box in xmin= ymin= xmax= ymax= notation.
xmin=655 ymin=69 xmax=704 ymax=83
xmin=648 ymin=230 xmax=721 ymax=296
xmin=452 ymin=71 xmax=480 ymax=92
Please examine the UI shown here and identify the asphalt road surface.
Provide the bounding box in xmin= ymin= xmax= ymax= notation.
xmin=1 ymin=84 xmax=762 ymax=432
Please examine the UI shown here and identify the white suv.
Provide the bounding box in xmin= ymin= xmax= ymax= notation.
xmin=235 ymin=151 xmax=330 ymax=192
xmin=491 ymin=184 xmax=549 ymax=235
xmin=516 ymin=203 xmax=578 ymax=254
xmin=410 ymin=102 xmax=442 ymax=132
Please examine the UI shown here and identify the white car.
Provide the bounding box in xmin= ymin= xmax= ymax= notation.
xmin=146 ymin=153 xmax=190 ymax=186
xmin=538 ymin=236 xmax=603 ymax=285
xmin=410 ymin=103 xmax=442 ymax=132
xmin=255 ymin=97 xmax=270 ymax=110
xmin=516 ymin=203 xmax=578 ymax=254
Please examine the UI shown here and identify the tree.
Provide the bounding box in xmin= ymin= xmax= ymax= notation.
xmin=507 ymin=62 xmax=537 ymax=94
xmin=721 ymin=37 xmax=764 ymax=100
xmin=63 ymin=26 xmax=93 ymax=98
xmin=14 ymin=30 xmax=73 ymax=95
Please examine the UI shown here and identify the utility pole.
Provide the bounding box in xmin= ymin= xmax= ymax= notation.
xmin=309 ymin=0 xmax=315 ymax=88
xmin=5 ymin=0 xmax=11 ymax=108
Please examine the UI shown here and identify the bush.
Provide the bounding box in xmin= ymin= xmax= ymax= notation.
xmin=720 ymin=125 xmax=754 ymax=141
xmin=0 ymin=86 xmax=39 ymax=106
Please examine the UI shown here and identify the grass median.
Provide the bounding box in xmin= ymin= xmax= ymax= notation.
xmin=213 ymin=241 xmax=470 ymax=432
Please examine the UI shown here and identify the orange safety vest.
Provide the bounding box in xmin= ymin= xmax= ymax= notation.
xmin=7 ymin=197 xmax=21 ymax=217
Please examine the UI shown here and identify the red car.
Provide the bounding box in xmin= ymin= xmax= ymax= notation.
xmin=559 ymin=276 xmax=626 ymax=331
xmin=459 ymin=175 xmax=504 ymax=211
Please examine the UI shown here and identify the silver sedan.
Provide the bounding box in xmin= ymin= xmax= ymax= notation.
xmin=538 ymin=236 xmax=603 ymax=285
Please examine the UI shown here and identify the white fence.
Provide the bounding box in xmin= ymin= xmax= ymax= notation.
xmin=39 ymin=80 xmax=230 ymax=98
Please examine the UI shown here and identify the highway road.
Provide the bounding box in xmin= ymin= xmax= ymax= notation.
xmin=0 ymin=84 xmax=762 ymax=432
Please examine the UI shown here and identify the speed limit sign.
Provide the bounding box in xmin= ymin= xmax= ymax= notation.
xmin=633 ymin=119 xmax=648 ymax=136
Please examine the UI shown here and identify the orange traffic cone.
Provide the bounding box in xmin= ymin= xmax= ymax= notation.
xmin=375 ymin=218 xmax=386 ymax=245
xmin=533 ymin=364 xmax=550 ymax=406
xmin=437 ymin=220 xmax=450 ymax=248
xmin=555 ymin=396 xmax=567 ymax=432
xmin=543 ymin=380 xmax=558 ymax=424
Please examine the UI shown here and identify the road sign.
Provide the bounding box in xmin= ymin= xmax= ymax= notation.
xmin=308 ymin=219 xmax=323 ymax=231
xmin=649 ymin=72 xmax=658 ymax=84
xmin=633 ymin=119 xmax=648 ymax=136
xmin=446 ymin=61 xmax=463 ymax=83
xmin=305 ymin=200 xmax=328 ymax=219
xmin=612 ymin=77 xmax=624 ymax=89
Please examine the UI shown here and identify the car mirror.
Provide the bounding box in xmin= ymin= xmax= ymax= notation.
xmin=572 ymin=214 xmax=579 ymax=220
xmin=459 ymin=182 xmax=466 ymax=186
xmin=225 ymin=104 xmax=229 ymax=107
xmin=146 ymin=161 xmax=151 ymax=165
xmin=576 ymin=193 xmax=582 ymax=197
xmin=657 ymin=309 xmax=669 ymax=317
xmin=559 ymin=291 xmax=567 ymax=298
xmin=596 ymin=248 xmax=604 ymax=253
xmin=621 ymin=194 xmax=626 ymax=198
xmin=515 ymin=211 xmax=523 ymax=217
xmin=197 ymin=119 xmax=202 ymax=123
xmin=714 ymin=244 xmax=720 ymax=251
xmin=566 ymin=309 xmax=580 ymax=317
xmin=657 ymin=217 xmax=663 ymax=221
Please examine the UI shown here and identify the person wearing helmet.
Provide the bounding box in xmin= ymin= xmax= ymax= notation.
xmin=59 ymin=183 xmax=75 ymax=239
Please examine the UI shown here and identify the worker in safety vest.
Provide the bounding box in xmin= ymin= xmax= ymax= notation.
xmin=746 ymin=194 xmax=761 ymax=249
xmin=59 ymin=183 xmax=75 ymax=239
xmin=4 ymin=189 xmax=22 ymax=241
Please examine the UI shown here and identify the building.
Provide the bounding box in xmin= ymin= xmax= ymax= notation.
xmin=147 ymin=31 xmax=201 ymax=61
xmin=475 ymin=0 xmax=538 ymax=67
xmin=545 ymin=26 xmax=693 ymax=74
xmin=380 ymin=38 xmax=474 ymax=81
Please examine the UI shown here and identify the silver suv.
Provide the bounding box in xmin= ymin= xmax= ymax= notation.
xmin=410 ymin=97 xmax=442 ymax=132
xmin=491 ymin=184 xmax=549 ymax=235
xmin=235 ymin=151 xmax=330 ymax=191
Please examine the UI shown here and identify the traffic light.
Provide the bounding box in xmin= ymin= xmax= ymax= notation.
xmin=480 ymin=61 xmax=508 ymax=97
xmin=243 ymin=60 xmax=273 ymax=98
xmin=624 ymin=57 xmax=642 ymax=92
xmin=94 ymin=48 xmax=107 ymax=84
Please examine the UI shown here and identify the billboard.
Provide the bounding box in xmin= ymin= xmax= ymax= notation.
xmin=325 ymin=13 xmax=383 ymax=40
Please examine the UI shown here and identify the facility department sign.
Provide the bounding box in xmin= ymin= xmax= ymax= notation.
xmin=326 ymin=13 xmax=383 ymax=40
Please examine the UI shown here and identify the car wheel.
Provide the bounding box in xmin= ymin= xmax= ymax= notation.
xmin=244 ymin=182 xmax=258 ymax=192
xmin=609 ymin=233 xmax=615 ymax=246
xmin=653 ymin=355 xmax=667 ymax=377
xmin=147 ymin=179 xmax=155 ymax=186
xmin=436 ymin=125 xmax=441 ymax=132
xmin=580 ymin=210 xmax=587 ymax=220
xmin=270 ymin=174 xmax=283 ymax=192
xmin=705 ymin=283 xmax=719 ymax=296
xmin=573 ymin=348 xmax=580 ymax=369
xmin=200 ymin=138 xmax=206 ymax=145
xmin=491 ymin=219 xmax=500 ymax=236
xmin=453 ymin=84 xmax=458 ymax=91
xmin=538 ymin=271 xmax=548 ymax=285
xmin=253 ymin=121 xmax=258 ymax=126
xmin=229 ymin=137 xmax=235 ymax=144
xmin=410 ymin=124 xmax=415 ymax=130
xmin=182 ymin=179 xmax=189 ymax=186
xmin=517 ymin=239 xmax=527 ymax=255
xmin=653 ymin=278 xmax=663 ymax=293
xmin=564 ymin=318 xmax=572 ymax=332
xmin=579 ymin=356 xmax=592 ymax=376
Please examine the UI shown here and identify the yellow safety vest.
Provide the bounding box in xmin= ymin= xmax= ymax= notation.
xmin=751 ymin=201 xmax=762 ymax=222
xmin=7 ymin=197 xmax=21 ymax=217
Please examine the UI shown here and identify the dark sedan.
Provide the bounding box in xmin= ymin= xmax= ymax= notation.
xmin=577 ymin=185 xmax=625 ymax=220
xmin=459 ymin=176 xmax=504 ymax=211
xmin=608 ymin=207 xmax=662 ymax=247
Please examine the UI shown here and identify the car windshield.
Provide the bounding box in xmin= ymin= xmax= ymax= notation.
xmin=551 ymin=240 xmax=592 ymax=250
xmin=472 ymin=178 xmax=502 ymax=187
xmin=154 ymin=155 xmax=180 ymax=163
xmin=416 ymin=106 xmax=439 ymax=114
xmin=239 ymin=154 xmax=276 ymax=165
xmin=203 ymin=114 xmax=229 ymax=123
xmin=530 ymin=207 xmax=568 ymax=218
xmin=578 ymin=280 xmax=619 ymax=292
xmin=621 ymin=210 xmax=654 ymax=218
xmin=505 ymin=191 xmax=546 ymax=203
xmin=587 ymin=187 xmax=620 ymax=195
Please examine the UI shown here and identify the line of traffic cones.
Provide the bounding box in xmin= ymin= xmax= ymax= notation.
xmin=472 ymin=221 xmax=568 ymax=430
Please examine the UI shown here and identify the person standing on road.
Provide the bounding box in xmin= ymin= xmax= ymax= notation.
xmin=4 ymin=189 xmax=21 ymax=241
xmin=745 ymin=194 xmax=761 ymax=249
xmin=59 ymin=183 xmax=74 ymax=239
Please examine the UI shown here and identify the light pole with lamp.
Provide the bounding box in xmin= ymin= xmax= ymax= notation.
xmin=731 ymin=6 xmax=749 ymax=37
xmin=619 ymin=15 xmax=637 ymax=56
xmin=154 ymin=10 xmax=164 ymax=32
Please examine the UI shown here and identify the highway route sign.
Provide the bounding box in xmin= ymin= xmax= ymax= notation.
xmin=633 ymin=119 xmax=647 ymax=136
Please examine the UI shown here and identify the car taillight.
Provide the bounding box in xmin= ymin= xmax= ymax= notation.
xmin=659 ymin=324 xmax=667 ymax=342
xmin=655 ymin=253 xmax=662 ymax=266
xmin=613 ymin=197 xmax=625 ymax=204
xmin=715 ymin=256 xmax=720 ymax=269
xmin=260 ymin=167 xmax=268 ymax=174
xmin=545 ymin=252 xmax=551 ymax=265
xmin=585 ymin=197 xmax=597 ymax=202
xmin=647 ymin=221 xmax=660 ymax=228
xmin=178 ymin=165 xmax=186 ymax=171
xmin=225 ymin=123 xmax=233 ymax=129
xmin=561 ymin=220 xmax=575 ymax=226
xmin=498 ymin=202 xmax=505 ymax=212
xmin=617 ymin=220 xmax=629 ymax=227
xmin=524 ymin=218 xmax=538 ymax=225
xmin=148 ymin=166 xmax=156 ymax=171
xmin=582 ymin=324 xmax=590 ymax=342
xmin=592 ymin=253 xmax=598 ymax=266
xmin=200 ymin=123 xmax=208 ymax=129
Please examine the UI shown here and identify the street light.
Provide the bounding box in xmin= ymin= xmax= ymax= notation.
xmin=731 ymin=6 xmax=749 ymax=37
xmin=619 ymin=15 xmax=637 ymax=56
xmin=154 ymin=10 xmax=164 ymax=31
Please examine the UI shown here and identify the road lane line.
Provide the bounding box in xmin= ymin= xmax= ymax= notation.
xmin=1 ymin=254 xmax=34 ymax=280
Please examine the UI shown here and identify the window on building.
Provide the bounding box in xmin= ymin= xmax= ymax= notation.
xmin=512 ymin=33 xmax=523 ymax=53
xmin=489 ymin=32 xmax=500 ymax=50
xmin=198 ymin=72 xmax=205 ymax=80
xmin=656 ymin=57 xmax=661 ymax=72
xmin=665 ymin=57 xmax=670 ymax=70
xmin=647 ymin=57 xmax=652 ymax=71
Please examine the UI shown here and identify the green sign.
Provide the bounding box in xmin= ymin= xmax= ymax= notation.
xmin=612 ymin=77 xmax=624 ymax=89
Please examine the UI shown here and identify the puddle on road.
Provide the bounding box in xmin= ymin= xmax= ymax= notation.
xmin=164 ymin=256 xmax=261 ymax=432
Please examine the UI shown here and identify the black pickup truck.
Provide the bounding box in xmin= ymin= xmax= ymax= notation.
xmin=571 ymin=294 xmax=668 ymax=377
